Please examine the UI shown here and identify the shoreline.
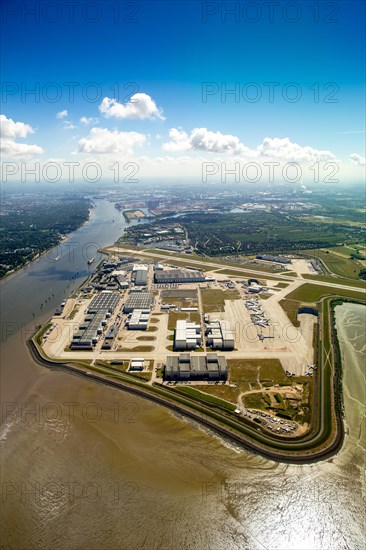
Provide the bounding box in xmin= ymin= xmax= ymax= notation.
xmin=28 ymin=296 xmax=352 ymax=464
xmin=10 ymin=211 xmax=363 ymax=463
xmin=0 ymin=205 xmax=93 ymax=285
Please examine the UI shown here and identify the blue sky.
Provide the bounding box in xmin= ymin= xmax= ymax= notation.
xmin=1 ymin=0 xmax=365 ymax=182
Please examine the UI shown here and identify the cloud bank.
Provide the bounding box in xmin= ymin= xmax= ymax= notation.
xmin=163 ymin=127 xmax=336 ymax=162
xmin=77 ymin=127 xmax=146 ymax=155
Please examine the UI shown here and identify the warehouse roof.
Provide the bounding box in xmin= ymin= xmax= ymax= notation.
xmin=123 ymin=291 xmax=154 ymax=312
xmin=164 ymin=353 xmax=228 ymax=381
xmin=88 ymin=292 xmax=120 ymax=312
xmin=154 ymin=269 xmax=205 ymax=282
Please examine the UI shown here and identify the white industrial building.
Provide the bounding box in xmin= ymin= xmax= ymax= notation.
xmin=174 ymin=319 xmax=202 ymax=351
xmin=111 ymin=269 xmax=129 ymax=289
xmin=133 ymin=264 xmax=149 ymax=273
xmin=206 ymin=320 xmax=235 ymax=350
xmin=126 ymin=309 xmax=151 ymax=330
xmin=129 ymin=358 xmax=145 ymax=371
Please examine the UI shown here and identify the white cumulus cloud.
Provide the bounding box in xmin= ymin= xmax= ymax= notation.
xmin=99 ymin=93 xmax=165 ymax=120
xmin=80 ymin=116 xmax=99 ymax=125
xmin=349 ymin=153 xmax=365 ymax=166
xmin=0 ymin=114 xmax=44 ymax=156
xmin=63 ymin=120 xmax=77 ymax=130
xmin=163 ymin=127 xmax=250 ymax=155
xmin=56 ymin=110 xmax=68 ymax=119
xmin=1 ymin=141 xmax=44 ymax=156
xmin=1 ymin=114 xmax=34 ymax=139
xmin=256 ymin=137 xmax=336 ymax=162
xmin=77 ymin=127 xmax=146 ymax=155
xmin=163 ymin=128 xmax=337 ymax=164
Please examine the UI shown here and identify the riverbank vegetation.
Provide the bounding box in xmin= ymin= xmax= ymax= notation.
xmin=0 ymin=195 xmax=91 ymax=278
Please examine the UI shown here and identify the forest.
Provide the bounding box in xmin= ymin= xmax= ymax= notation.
xmin=0 ymin=195 xmax=91 ymax=278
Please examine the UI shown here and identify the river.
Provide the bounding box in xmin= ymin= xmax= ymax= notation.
xmin=1 ymin=199 xmax=365 ymax=550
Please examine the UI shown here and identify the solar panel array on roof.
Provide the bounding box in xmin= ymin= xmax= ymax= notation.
xmin=71 ymin=310 xmax=107 ymax=349
xmin=123 ymin=292 xmax=154 ymax=313
xmin=71 ymin=292 xmax=120 ymax=349
xmin=88 ymin=292 xmax=120 ymax=312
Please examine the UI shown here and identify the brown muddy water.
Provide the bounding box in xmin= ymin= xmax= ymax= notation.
xmin=1 ymin=201 xmax=365 ymax=549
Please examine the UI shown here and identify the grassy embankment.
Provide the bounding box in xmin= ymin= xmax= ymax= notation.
xmin=280 ymin=284 xmax=366 ymax=328
xmin=31 ymin=320 xmax=342 ymax=459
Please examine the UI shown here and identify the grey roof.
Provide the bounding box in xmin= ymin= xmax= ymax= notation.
xmin=123 ymin=291 xmax=154 ymax=312
xmin=135 ymin=271 xmax=148 ymax=285
xmin=71 ymin=292 xmax=121 ymax=348
xmin=154 ymin=269 xmax=205 ymax=283
xmin=88 ymin=292 xmax=120 ymax=312
xmin=164 ymin=353 xmax=227 ymax=381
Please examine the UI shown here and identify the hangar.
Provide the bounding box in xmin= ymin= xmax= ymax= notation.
xmin=164 ymin=353 xmax=228 ymax=382
xmin=154 ymin=269 xmax=206 ymax=284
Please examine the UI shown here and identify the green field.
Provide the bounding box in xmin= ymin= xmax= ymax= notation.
xmin=201 ymin=288 xmax=240 ymax=313
xmin=196 ymin=358 xmax=312 ymax=424
xmin=173 ymin=386 xmax=236 ymax=411
xmin=279 ymin=299 xmax=301 ymax=327
xmin=128 ymin=371 xmax=152 ymax=381
xmin=299 ymin=216 xmax=366 ymax=228
xmin=118 ymin=345 xmax=155 ymax=352
xmin=168 ymin=311 xmax=200 ymax=330
xmin=285 ymin=284 xmax=366 ymax=303
xmin=302 ymin=248 xmax=365 ymax=280
xmin=161 ymin=289 xmax=198 ymax=309
xmin=302 ymin=274 xmax=366 ymax=288
xmin=228 ymin=359 xmax=289 ymax=385
xmin=242 ymin=387 xmax=311 ymax=423
xmin=329 ymin=245 xmax=365 ymax=257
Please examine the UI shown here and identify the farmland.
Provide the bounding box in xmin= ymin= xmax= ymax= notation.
xmin=301 ymin=246 xmax=366 ymax=280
